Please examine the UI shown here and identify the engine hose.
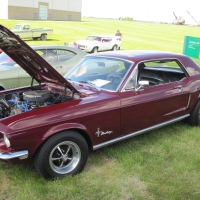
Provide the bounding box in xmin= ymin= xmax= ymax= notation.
xmin=0 ymin=99 xmax=10 ymax=110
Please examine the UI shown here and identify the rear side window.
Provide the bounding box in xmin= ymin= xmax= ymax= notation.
xmin=124 ymin=59 xmax=188 ymax=91
xmin=35 ymin=49 xmax=75 ymax=63
xmin=57 ymin=50 xmax=76 ymax=62
xmin=137 ymin=59 xmax=188 ymax=86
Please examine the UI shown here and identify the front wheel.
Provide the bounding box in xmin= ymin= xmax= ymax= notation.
xmin=34 ymin=131 xmax=88 ymax=179
xmin=188 ymin=100 xmax=200 ymax=126
xmin=92 ymin=47 xmax=98 ymax=53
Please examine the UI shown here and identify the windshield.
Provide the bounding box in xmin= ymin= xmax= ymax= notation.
xmin=86 ymin=36 xmax=102 ymax=41
xmin=13 ymin=25 xmax=22 ymax=30
xmin=65 ymin=57 xmax=133 ymax=91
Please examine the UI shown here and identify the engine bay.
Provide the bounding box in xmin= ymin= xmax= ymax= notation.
xmin=0 ymin=84 xmax=80 ymax=119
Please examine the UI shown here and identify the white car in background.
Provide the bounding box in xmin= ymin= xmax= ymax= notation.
xmin=70 ymin=35 xmax=122 ymax=53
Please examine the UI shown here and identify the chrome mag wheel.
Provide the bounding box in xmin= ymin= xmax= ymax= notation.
xmin=49 ymin=141 xmax=81 ymax=174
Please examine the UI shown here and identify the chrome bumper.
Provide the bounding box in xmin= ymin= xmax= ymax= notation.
xmin=0 ymin=150 xmax=28 ymax=160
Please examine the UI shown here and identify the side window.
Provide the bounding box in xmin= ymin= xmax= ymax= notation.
xmin=36 ymin=49 xmax=58 ymax=62
xmin=57 ymin=49 xmax=76 ymax=62
xmin=107 ymin=37 xmax=112 ymax=42
xmin=24 ymin=25 xmax=30 ymax=30
xmin=137 ymin=60 xmax=187 ymax=87
xmin=35 ymin=50 xmax=44 ymax=57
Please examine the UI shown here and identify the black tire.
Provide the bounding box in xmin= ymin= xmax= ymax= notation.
xmin=40 ymin=34 xmax=47 ymax=41
xmin=92 ymin=47 xmax=98 ymax=53
xmin=34 ymin=131 xmax=88 ymax=179
xmin=188 ymin=100 xmax=200 ymax=126
xmin=0 ymin=86 xmax=5 ymax=91
xmin=33 ymin=37 xmax=38 ymax=40
xmin=112 ymin=45 xmax=117 ymax=51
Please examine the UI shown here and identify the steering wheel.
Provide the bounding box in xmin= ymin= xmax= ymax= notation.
xmin=139 ymin=76 xmax=164 ymax=86
xmin=107 ymin=72 xmax=123 ymax=82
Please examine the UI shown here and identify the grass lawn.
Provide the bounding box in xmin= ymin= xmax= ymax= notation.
xmin=0 ymin=17 xmax=200 ymax=200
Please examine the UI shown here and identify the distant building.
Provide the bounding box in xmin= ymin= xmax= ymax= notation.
xmin=0 ymin=0 xmax=82 ymax=21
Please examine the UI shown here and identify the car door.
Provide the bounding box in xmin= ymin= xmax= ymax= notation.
xmin=120 ymin=60 xmax=190 ymax=135
xmin=101 ymin=37 xmax=113 ymax=51
xmin=20 ymin=25 xmax=31 ymax=38
xmin=107 ymin=37 xmax=115 ymax=50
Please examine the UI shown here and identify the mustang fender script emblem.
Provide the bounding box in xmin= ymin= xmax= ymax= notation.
xmin=95 ymin=128 xmax=113 ymax=137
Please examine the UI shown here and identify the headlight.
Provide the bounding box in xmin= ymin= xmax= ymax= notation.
xmin=4 ymin=135 xmax=10 ymax=148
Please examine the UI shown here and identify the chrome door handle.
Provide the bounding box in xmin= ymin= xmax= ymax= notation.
xmin=174 ymin=85 xmax=183 ymax=91
xmin=174 ymin=85 xmax=183 ymax=89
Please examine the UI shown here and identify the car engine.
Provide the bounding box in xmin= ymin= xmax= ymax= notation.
xmin=0 ymin=89 xmax=68 ymax=118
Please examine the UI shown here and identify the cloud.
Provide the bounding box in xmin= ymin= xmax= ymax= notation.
xmin=82 ymin=0 xmax=200 ymax=24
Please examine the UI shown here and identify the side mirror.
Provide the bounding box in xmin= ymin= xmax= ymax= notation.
xmin=136 ymin=80 xmax=149 ymax=91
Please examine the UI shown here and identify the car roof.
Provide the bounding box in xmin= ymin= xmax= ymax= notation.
xmin=14 ymin=23 xmax=30 ymax=26
xmin=87 ymin=35 xmax=117 ymax=38
xmin=31 ymin=45 xmax=87 ymax=55
xmin=87 ymin=50 xmax=188 ymax=63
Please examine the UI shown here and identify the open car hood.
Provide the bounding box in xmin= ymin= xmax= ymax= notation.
xmin=0 ymin=24 xmax=79 ymax=93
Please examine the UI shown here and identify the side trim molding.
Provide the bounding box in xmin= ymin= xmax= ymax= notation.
xmin=93 ymin=114 xmax=189 ymax=150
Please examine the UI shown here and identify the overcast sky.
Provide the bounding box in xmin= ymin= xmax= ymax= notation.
xmin=82 ymin=0 xmax=200 ymax=25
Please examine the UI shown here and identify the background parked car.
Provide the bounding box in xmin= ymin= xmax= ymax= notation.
xmin=0 ymin=45 xmax=87 ymax=90
xmin=11 ymin=23 xmax=53 ymax=41
xmin=0 ymin=51 xmax=14 ymax=65
xmin=70 ymin=35 xmax=122 ymax=53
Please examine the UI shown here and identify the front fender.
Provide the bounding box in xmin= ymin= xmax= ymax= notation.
xmin=42 ymin=122 xmax=89 ymax=139
xmin=29 ymin=122 xmax=91 ymax=159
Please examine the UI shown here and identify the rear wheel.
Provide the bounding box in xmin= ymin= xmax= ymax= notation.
xmin=34 ymin=131 xmax=88 ymax=179
xmin=40 ymin=34 xmax=47 ymax=41
xmin=112 ymin=45 xmax=117 ymax=51
xmin=188 ymin=101 xmax=200 ymax=126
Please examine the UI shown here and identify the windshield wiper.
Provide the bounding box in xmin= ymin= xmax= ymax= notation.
xmin=79 ymin=80 xmax=101 ymax=91
xmin=79 ymin=80 xmax=95 ymax=85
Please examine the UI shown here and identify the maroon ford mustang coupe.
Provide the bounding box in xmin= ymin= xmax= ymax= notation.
xmin=0 ymin=24 xmax=200 ymax=179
